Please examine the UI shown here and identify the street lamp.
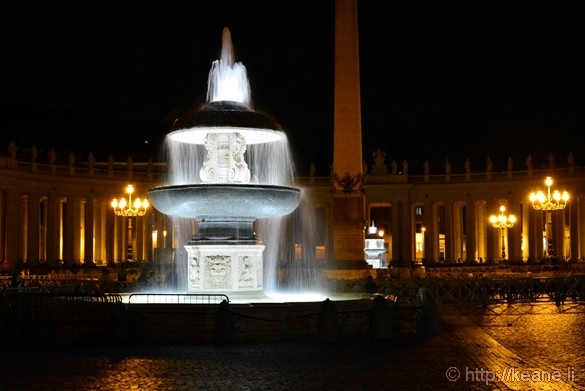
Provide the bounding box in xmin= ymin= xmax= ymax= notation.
xmin=111 ymin=184 xmax=149 ymax=261
xmin=111 ymin=184 xmax=149 ymax=216
xmin=529 ymin=176 xmax=569 ymax=211
xmin=489 ymin=205 xmax=516 ymax=260
xmin=529 ymin=176 xmax=569 ymax=259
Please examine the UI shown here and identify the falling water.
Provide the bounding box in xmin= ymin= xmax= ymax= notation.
xmin=154 ymin=27 xmax=325 ymax=298
xmin=259 ymin=190 xmax=322 ymax=295
xmin=164 ymin=135 xmax=296 ymax=187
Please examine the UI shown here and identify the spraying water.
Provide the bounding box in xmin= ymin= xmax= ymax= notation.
xmin=206 ymin=27 xmax=252 ymax=107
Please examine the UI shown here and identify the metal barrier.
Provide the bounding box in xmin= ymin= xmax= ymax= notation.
xmin=369 ymin=275 xmax=585 ymax=306
xmin=127 ymin=293 xmax=229 ymax=304
xmin=0 ymin=291 xmax=127 ymax=344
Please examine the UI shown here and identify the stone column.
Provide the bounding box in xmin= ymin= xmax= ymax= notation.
xmin=136 ymin=215 xmax=145 ymax=262
xmin=488 ymin=200 xmax=502 ymax=262
xmin=105 ymin=208 xmax=115 ymax=264
xmin=475 ymin=200 xmax=487 ymax=261
xmin=527 ymin=208 xmax=544 ymax=262
xmin=486 ymin=200 xmax=498 ymax=261
xmin=72 ymin=198 xmax=83 ymax=263
xmin=422 ymin=200 xmax=433 ymax=263
xmin=39 ymin=197 xmax=47 ymax=263
xmin=63 ymin=197 xmax=76 ymax=263
xmin=27 ymin=194 xmax=41 ymax=264
xmin=111 ymin=215 xmax=122 ymax=262
xmin=331 ymin=0 xmax=367 ymax=268
xmin=399 ymin=201 xmax=412 ymax=264
xmin=520 ymin=202 xmax=531 ymax=261
xmin=465 ymin=200 xmax=477 ymax=262
xmin=431 ymin=204 xmax=442 ymax=262
xmin=45 ymin=195 xmax=61 ymax=265
xmin=142 ymin=212 xmax=153 ymax=263
xmin=122 ymin=217 xmax=129 ymax=261
xmin=20 ymin=195 xmax=28 ymax=262
xmin=84 ymin=197 xmax=95 ymax=264
xmin=333 ymin=0 xmax=362 ymax=182
xmin=331 ymin=0 xmax=366 ymax=267
xmin=387 ymin=200 xmax=411 ymax=266
xmin=93 ymin=200 xmax=105 ymax=264
xmin=0 ymin=191 xmax=5 ymax=269
xmin=452 ymin=202 xmax=463 ymax=262
xmin=5 ymin=190 xmax=20 ymax=269
xmin=551 ymin=209 xmax=566 ymax=259
xmin=443 ymin=203 xmax=454 ymax=262
xmin=507 ymin=201 xmax=522 ymax=261
xmin=390 ymin=201 xmax=401 ymax=265
xmin=570 ymin=196 xmax=582 ymax=261
xmin=154 ymin=213 xmax=167 ymax=263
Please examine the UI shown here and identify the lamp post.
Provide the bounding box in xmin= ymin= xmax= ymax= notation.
xmin=489 ymin=205 xmax=516 ymax=260
xmin=529 ymin=176 xmax=569 ymax=259
xmin=111 ymin=184 xmax=149 ymax=261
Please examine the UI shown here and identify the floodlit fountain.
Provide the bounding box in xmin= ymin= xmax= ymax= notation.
xmin=148 ymin=27 xmax=322 ymax=301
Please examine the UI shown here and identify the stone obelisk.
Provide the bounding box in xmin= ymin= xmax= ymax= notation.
xmin=331 ymin=0 xmax=366 ymax=267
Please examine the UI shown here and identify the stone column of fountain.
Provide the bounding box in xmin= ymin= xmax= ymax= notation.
xmin=148 ymin=28 xmax=301 ymax=298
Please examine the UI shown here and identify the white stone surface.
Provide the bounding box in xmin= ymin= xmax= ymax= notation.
xmin=185 ymin=244 xmax=265 ymax=295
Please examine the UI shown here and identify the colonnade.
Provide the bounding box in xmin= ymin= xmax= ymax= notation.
xmin=1 ymin=151 xmax=585 ymax=273
xmin=0 ymin=189 xmax=176 ymax=270
xmin=0 ymin=153 xmax=173 ymax=271
xmin=365 ymin=172 xmax=585 ymax=265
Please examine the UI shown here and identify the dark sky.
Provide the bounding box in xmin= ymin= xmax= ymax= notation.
xmin=1 ymin=0 xmax=584 ymax=175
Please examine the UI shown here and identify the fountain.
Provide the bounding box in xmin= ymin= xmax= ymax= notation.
xmin=148 ymin=27 xmax=311 ymax=300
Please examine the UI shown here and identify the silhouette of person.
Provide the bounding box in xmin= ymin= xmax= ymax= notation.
xmin=365 ymin=275 xmax=378 ymax=293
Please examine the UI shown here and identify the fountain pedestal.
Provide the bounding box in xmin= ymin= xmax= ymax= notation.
xmin=185 ymin=244 xmax=265 ymax=295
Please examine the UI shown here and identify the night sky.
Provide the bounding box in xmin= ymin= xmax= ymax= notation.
xmin=1 ymin=0 xmax=584 ymax=175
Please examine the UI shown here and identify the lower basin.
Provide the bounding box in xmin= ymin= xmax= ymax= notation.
xmin=148 ymin=184 xmax=302 ymax=219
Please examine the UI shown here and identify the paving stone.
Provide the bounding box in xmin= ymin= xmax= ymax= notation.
xmin=0 ymin=303 xmax=583 ymax=390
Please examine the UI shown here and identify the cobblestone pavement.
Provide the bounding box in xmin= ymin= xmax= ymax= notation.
xmin=1 ymin=303 xmax=584 ymax=391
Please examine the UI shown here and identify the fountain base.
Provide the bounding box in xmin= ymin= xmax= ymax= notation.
xmin=185 ymin=243 xmax=265 ymax=295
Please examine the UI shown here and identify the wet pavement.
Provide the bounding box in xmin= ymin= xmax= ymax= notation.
xmin=1 ymin=302 xmax=584 ymax=390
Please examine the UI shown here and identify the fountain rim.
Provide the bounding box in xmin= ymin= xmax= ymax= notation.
xmin=147 ymin=183 xmax=302 ymax=220
xmin=149 ymin=183 xmax=300 ymax=192
xmin=168 ymin=126 xmax=283 ymax=145
xmin=169 ymin=100 xmax=284 ymax=145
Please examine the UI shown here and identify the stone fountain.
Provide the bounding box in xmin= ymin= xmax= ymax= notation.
xmin=148 ymin=27 xmax=301 ymax=298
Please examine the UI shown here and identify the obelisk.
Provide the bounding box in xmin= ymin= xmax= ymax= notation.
xmin=331 ymin=0 xmax=366 ymax=267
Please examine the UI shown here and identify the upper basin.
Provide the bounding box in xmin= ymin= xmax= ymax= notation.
xmin=148 ymin=184 xmax=301 ymax=220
